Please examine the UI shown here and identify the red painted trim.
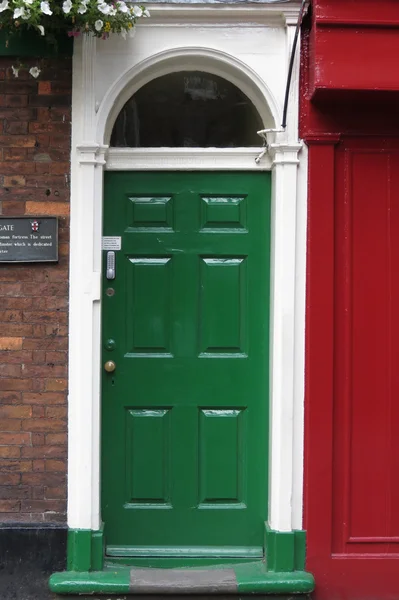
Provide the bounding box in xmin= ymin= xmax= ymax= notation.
xmin=304 ymin=142 xmax=336 ymax=555
xmin=314 ymin=0 xmax=399 ymax=24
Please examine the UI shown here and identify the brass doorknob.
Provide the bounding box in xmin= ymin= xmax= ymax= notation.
xmin=104 ymin=360 xmax=116 ymax=373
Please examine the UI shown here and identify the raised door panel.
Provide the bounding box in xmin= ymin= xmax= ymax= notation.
xmin=333 ymin=144 xmax=399 ymax=554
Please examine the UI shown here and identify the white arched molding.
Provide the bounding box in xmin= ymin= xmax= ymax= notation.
xmin=97 ymin=47 xmax=279 ymax=145
xmin=68 ymin=2 xmax=305 ymax=537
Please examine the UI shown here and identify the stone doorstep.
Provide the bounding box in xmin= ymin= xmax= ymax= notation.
xmin=49 ymin=561 xmax=315 ymax=595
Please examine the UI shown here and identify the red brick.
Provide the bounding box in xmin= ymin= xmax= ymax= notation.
xmin=0 ymin=447 xmax=21 ymax=458
xmin=0 ymin=364 xmax=21 ymax=377
xmin=5 ymin=121 xmax=28 ymax=135
xmin=22 ymin=311 xmax=67 ymax=324
xmin=33 ymin=460 xmax=45 ymax=472
xmin=0 ymin=486 xmax=30 ymax=499
xmin=45 ymin=486 xmax=65 ymax=499
xmin=0 ymin=432 xmax=30 ymax=445
xmin=32 ymin=406 xmax=45 ymax=418
xmin=0 ymin=405 xmax=31 ymax=418
xmin=45 ymin=406 xmax=67 ymax=419
xmin=20 ymin=499 xmax=66 ymax=513
xmin=0 ymin=379 xmax=33 ymax=391
xmin=0 ymin=460 xmax=32 ymax=472
xmin=32 ymin=486 xmax=44 ymax=499
xmin=45 ymin=352 xmax=67 ymax=364
xmin=32 ymin=433 xmax=45 ymax=446
xmin=22 ymin=445 xmax=66 ymax=459
xmin=21 ymin=365 xmax=67 ymax=378
xmin=0 ymin=337 xmax=23 ymax=350
xmin=0 ymin=324 xmax=33 ymax=337
xmin=2 ymin=201 xmax=26 ymax=215
xmin=0 ymin=351 xmax=32 ymax=364
xmin=0 ymin=391 xmax=21 ymax=404
xmin=46 ymin=433 xmax=67 ymax=446
xmin=0 ymin=298 xmax=32 ymax=309
xmin=0 ymin=283 xmax=23 ymax=296
xmin=5 ymin=95 xmax=28 ymax=107
xmin=3 ymin=148 xmax=27 ymax=160
xmin=38 ymin=81 xmax=51 ymax=95
xmin=21 ymin=282 xmax=68 ymax=296
xmin=0 ymin=108 xmax=37 ymax=120
xmin=21 ymin=473 xmax=65 ymax=486
xmin=22 ymin=419 xmax=66 ymax=432
xmin=0 ymin=310 xmax=22 ymax=321
xmin=0 ymin=473 xmax=20 ymax=485
xmin=32 ymin=351 xmax=46 ymax=364
xmin=22 ymin=392 xmax=65 ymax=405
xmin=3 ymin=174 xmax=26 ymax=186
xmin=0 ymin=134 xmax=33 ymax=146
xmin=45 ymin=379 xmax=67 ymax=392
xmin=28 ymin=122 xmax=70 ymax=134
xmin=45 ymin=459 xmax=66 ymax=472
xmin=0 ymin=161 xmax=35 ymax=174
xmin=0 ymin=419 xmax=22 ymax=431
xmin=0 ymin=500 xmax=20 ymax=512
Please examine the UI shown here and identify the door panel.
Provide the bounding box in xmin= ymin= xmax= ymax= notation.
xmin=102 ymin=172 xmax=270 ymax=558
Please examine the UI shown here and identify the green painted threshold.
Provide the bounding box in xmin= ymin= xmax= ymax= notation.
xmin=49 ymin=561 xmax=314 ymax=595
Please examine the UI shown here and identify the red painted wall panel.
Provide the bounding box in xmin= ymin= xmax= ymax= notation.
xmin=333 ymin=145 xmax=399 ymax=554
xmin=315 ymin=0 xmax=399 ymax=25
xmin=310 ymin=0 xmax=399 ymax=96
xmin=305 ymin=138 xmax=399 ymax=599
xmin=313 ymin=28 xmax=399 ymax=93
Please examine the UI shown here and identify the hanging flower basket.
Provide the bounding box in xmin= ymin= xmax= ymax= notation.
xmin=0 ymin=0 xmax=149 ymax=44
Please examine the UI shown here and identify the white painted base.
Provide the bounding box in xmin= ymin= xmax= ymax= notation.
xmin=68 ymin=1 xmax=306 ymax=537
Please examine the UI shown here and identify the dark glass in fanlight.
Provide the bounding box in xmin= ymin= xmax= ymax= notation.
xmin=110 ymin=71 xmax=263 ymax=148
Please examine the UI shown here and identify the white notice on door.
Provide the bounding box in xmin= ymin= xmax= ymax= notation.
xmin=102 ymin=236 xmax=121 ymax=251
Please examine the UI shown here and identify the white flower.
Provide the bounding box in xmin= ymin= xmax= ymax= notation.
xmin=117 ymin=1 xmax=128 ymax=12
xmin=37 ymin=24 xmax=45 ymax=35
xmin=24 ymin=0 xmax=33 ymax=4
xmin=143 ymin=8 xmax=150 ymax=17
xmin=40 ymin=1 xmax=52 ymax=15
xmin=94 ymin=18 xmax=103 ymax=31
xmin=109 ymin=6 xmax=116 ymax=15
xmin=13 ymin=6 xmax=25 ymax=18
xmin=77 ymin=2 xmax=87 ymax=13
xmin=132 ymin=5 xmax=142 ymax=17
xmin=120 ymin=28 xmax=127 ymax=39
xmin=11 ymin=65 xmax=19 ymax=78
xmin=0 ymin=0 xmax=9 ymax=11
xmin=21 ymin=7 xmax=30 ymax=18
xmin=62 ymin=0 xmax=72 ymax=13
xmin=129 ymin=25 xmax=136 ymax=38
xmin=29 ymin=66 xmax=41 ymax=79
xmin=97 ymin=2 xmax=110 ymax=14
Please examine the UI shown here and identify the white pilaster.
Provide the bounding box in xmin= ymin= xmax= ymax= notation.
xmin=67 ymin=36 xmax=105 ymax=531
xmin=268 ymin=142 xmax=302 ymax=532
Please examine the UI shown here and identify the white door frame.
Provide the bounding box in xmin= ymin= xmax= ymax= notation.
xmin=67 ymin=1 xmax=306 ymax=537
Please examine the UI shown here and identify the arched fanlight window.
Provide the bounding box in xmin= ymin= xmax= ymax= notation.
xmin=110 ymin=71 xmax=263 ymax=148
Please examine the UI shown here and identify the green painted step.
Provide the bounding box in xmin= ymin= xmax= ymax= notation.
xmin=49 ymin=561 xmax=314 ymax=595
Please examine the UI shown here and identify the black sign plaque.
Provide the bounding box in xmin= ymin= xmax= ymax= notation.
xmin=0 ymin=217 xmax=58 ymax=263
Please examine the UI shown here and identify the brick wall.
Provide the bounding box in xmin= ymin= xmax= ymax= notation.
xmin=0 ymin=57 xmax=71 ymax=523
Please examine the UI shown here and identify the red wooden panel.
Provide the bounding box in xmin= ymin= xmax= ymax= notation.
xmin=315 ymin=0 xmax=399 ymax=25
xmin=313 ymin=27 xmax=399 ymax=93
xmin=305 ymin=138 xmax=399 ymax=599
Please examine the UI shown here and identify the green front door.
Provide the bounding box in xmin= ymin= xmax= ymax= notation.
xmin=102 ymin=171 xmax=271 ymax=560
